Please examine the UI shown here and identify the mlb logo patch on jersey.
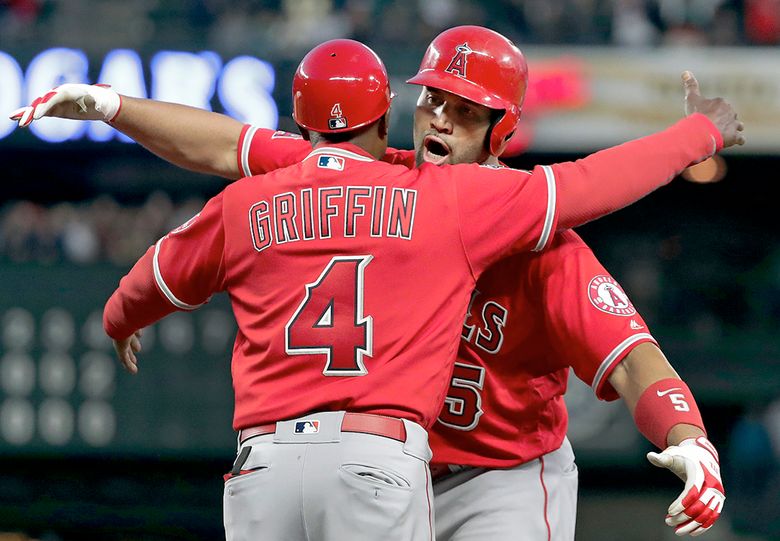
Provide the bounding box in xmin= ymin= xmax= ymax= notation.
xmin=294 ymin=420 xmax=320 ymax=434
xmin=317 ymin=155 xmax=345 ymax=171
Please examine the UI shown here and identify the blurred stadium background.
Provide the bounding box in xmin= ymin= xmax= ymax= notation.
xmin=0 ymin=0 xmax=778 ymax=539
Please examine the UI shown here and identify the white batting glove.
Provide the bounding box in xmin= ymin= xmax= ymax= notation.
xmin=647 ymin=436 xmax=725 ymax=537
xmin=9 ymin=83 xmax=121 ymax=127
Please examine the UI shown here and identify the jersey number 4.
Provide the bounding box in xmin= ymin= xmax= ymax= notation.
xmin=285 ymin=256 xmax=373 ymax=376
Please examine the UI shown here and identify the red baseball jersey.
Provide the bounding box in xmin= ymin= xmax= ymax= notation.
xmin=232 ymin=119 xmax=718 ymax=465
xmin=105 ymin=143 xmax=558 ymax=430
xmin=429 ymin=229 xmax=657 ymax=468
xmin=237 ymin=126 xmax=414 ymax=177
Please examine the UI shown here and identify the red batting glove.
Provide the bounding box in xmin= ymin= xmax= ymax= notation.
xmin=647 ymin=436 xmax=725 ymax=536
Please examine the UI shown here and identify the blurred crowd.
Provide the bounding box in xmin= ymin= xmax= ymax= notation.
xmin=1 ymin=0 xmax=779 ymax=59
xmin=0 ymin=194 xmax=204 ymax=266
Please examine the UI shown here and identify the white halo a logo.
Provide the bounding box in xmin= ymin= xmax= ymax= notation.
xmin=587 ymin=275 xmax=636 ymax=316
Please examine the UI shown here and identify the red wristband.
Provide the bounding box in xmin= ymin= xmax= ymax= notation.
xmin=633 ymin=378 xmax=705 ymax=450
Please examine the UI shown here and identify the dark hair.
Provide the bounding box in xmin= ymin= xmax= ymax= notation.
xmin=305 ymin=116 xmax=380 ymax=146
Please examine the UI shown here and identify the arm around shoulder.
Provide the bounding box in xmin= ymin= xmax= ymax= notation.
xmin=114 ymin=96 xmax=244 ymax=179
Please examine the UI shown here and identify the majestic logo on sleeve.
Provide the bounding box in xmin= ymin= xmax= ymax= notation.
xmin=587 ymin=275 xmax=636 ymax=316
xmin=445 ymin=43 xmax=473 ymax=78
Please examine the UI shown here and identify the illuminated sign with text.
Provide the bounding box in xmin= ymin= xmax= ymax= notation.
xmin=0 ymin=48 xmax=278 ymax=143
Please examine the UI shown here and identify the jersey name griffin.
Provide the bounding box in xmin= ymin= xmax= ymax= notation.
xmin=249 ymin=186 xmax=417 ymax=252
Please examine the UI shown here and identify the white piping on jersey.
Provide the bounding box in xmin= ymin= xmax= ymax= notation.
xmin=304 ymin=147 xmax=374 ymax=163
xmin=533 ymin=165 xmax=557 ymax=252
xmin=592 ymin=333 xmax=655 ymax=395
xmin=153 ymin=238 xmax=204 ymax=311
xmin=240 ymin=126 xmax=259 ymax=177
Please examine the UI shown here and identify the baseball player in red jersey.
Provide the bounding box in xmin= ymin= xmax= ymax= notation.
xmin=234 ymin=32 xmax=733 ymax=538
xmin=12 ymin=28 xmax=743 ymax=540
xmin=90 ymin=38 xmax=720 ymax=541
xmin=404 ymin=28 xmax=730 ymax=540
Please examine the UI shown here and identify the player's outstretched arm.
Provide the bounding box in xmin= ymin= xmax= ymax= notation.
xmin=10 ymin=84 xmax=243 ymax=179
xmin=609 ymin=343 xmax=724 ymax=537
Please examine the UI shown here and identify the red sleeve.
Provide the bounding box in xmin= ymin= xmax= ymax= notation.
xmin=237 ymin=128 xmax=416 ymax=177
xmin=237 ymin=126 xmax=312 ymax=177
xmin=553 ymin=113 xmax=722 ymax=229
xmin=453 ymin=163 xmax=557 ymax=277
xmin=103 ymin=193 xmax=227 ymax=340
xmin=539 ymin=231 xmax=657 ymax=401
xmin=103 ymin=246 xmax=177 ymax=340
xmin=381 ymin=147 xmax=416 ymax=168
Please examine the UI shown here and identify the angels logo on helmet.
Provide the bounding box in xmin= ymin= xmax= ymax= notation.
xmin=445 ymin=43 xmax=473 ymax=78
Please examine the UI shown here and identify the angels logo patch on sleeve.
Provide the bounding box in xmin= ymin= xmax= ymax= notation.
xmin=587 ymin=275 xmax=636 ymax=316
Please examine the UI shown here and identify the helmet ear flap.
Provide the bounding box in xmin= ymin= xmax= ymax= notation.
xmin=488 ymin=108 xmax=521 ymax=156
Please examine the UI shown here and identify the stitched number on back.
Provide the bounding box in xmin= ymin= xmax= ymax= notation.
xmin=285 ymin=256 xmax=373 ymax=375
xmin=437 ymin=363 xmax=485 ymax=431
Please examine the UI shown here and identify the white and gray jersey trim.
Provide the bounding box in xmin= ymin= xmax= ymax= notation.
xmin=153 ymin=237 xmax=205 ymax=311
xmin=240 ymin=126 xmax=260 ymax=177
xmin=533 ymin=165 xmax=557 ymax=252
xmin=591 ymin=333 xmax=656 ymax=396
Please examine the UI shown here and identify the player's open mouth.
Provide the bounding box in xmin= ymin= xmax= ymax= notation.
xmin=423 ymin=135 xmax=451 ymax=165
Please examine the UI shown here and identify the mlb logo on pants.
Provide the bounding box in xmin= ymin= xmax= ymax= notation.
xmin=295 ymin=420 xmax=320 ymax=434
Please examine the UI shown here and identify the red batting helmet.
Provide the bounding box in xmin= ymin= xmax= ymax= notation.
xmin=293 ymin=39 xmax=393 ymax=133
xmin=406 ymin=26 xmax=528 ymax=155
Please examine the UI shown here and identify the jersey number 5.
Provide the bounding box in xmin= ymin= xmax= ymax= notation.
xmin=285 ymin=256 xmax=373 ymax=376
xmin=437 ymin=363 xmax=485 ymax=431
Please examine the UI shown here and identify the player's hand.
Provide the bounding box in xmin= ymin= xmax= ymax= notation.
xmin=647 ymin=436 xmax=725 ymax=536
xmin=682 ymin=71 xmax=745 ymax=148
xmin=9 ymin=83 xmax=121 ymax=127
xmin=112 ymin=329 xmax=143 ymax=375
